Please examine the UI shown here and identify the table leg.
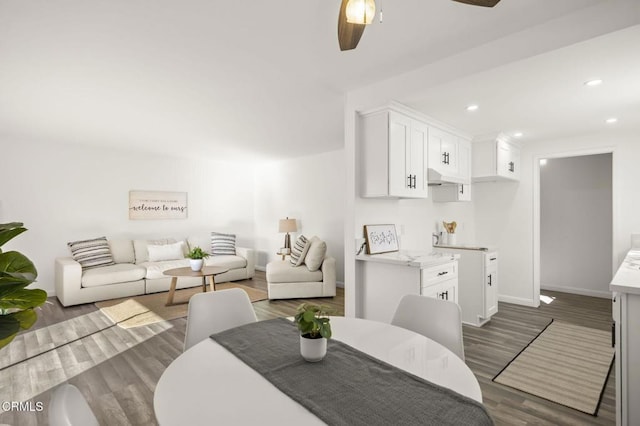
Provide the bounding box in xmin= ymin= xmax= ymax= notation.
xmin=166 ymin=277 xmax=178 ymax=306
xmin=208 ymin=275 xmax=216 ymax=292
xmin=201 ymin=276 xmax=207 ymax=293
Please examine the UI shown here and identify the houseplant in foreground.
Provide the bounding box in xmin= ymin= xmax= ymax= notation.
xmin=294 ymin=303 xmax=332 ymax=362
xmin=0 ymin=222 xmax=47 ymax=350
xmin=187 ymin=246 xmax=209 ymax=271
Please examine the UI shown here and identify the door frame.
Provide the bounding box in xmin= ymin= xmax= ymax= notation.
xmin=532 ymin=147 xmax=616 ymax=302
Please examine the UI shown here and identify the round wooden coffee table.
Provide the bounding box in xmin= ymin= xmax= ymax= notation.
xmin=163 ymin=266 xmax=229 ymax=306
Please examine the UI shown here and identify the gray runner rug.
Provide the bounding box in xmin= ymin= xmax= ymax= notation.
xmin=493 ymin=320 xmax=614 ymax=415
xmin=211 ymin=317 xmax=493 ymax=426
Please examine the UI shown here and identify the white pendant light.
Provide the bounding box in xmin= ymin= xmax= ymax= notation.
xmin=346 ymin=0 xmax=376 ymax=25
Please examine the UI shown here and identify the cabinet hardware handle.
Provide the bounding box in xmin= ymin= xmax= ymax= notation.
xmin=488 ymin=275 xmax=492 ymax=286
xmin=490 ymin=257 xmax=496 ymax=261
xmin=443 ymin=290 xmax=449 ymax=300
xmin=407 ymin=175 xmax=412 ymax=188
xmin=437 ymin=271 xmax=448 ymax=276
xmin=508 ymin=161 xmax=515 ymax=172
xmin=460 ymin=185 xmax=464 ymax=195
xmin=412 ymin=175 xmax=416 ymax=189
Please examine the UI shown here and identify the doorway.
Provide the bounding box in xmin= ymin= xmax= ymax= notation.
xmin=535 ymin=152 xmax=613 ymax=299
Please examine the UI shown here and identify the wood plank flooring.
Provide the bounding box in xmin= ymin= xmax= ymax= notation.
xmin=0 ymin=275 xmax=614 ymax=425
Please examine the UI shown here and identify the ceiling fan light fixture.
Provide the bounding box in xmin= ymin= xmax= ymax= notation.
xmin=346 ymin=0 xmax=376 ymax=25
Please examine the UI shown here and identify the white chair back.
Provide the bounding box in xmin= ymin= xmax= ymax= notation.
xmin=49 ymin=383 xmax=99 ymax=426
xmin=184 ymin=288 xmax=258 ymax=351
xmin=391 ymin=294 xmax=465 ymax=361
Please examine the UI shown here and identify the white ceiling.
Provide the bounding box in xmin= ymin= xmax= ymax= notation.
xmin=0 ymin=0 xmax=638 ymax=161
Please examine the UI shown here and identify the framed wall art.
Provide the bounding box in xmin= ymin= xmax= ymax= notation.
xmin=364 ymin=224 xmax=399 ymax=255
xmin=129 ymin=190 xmax=188 ymax=220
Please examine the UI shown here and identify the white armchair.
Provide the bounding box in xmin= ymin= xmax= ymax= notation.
xmin=266 ymin=236 xmax=336 ymax=300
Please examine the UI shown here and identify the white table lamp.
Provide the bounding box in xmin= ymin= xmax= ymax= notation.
xmin=279 ymin=217 xmax=297 ymax=250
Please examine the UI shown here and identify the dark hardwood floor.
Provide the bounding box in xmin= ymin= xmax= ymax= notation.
xmin=0 ymin=274 xmax=613 ymax=425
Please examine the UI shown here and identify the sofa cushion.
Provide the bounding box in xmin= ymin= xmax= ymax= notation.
xmin=148 ymin=241 xmax=186 ymax=262
xmin=290 ymin=235 xmax=310 ymax=266
xmin=108 ymin=240 xmax=135 ymax=264
xmin=205 ymin=255 xmax=246 ymax=269
xmin=68 ymin=237 xmax=116 ymax=270
xmin=81 ymin=263 xmax=147 ymax=288
xmin=211 ymin=232 xmax=236 ymax=255
xmin=267 ymin=260 xmax=323 ymax=283
xmin=141 ymin=259 xmax=191 ymax=279
xmin=304 ymin=236 xmax=327 ymax=272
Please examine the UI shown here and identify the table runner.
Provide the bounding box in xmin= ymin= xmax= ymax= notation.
xmin=211 ymin=318 xmax=493 ymax=426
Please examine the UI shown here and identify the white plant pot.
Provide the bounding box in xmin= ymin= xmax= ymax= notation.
xmin=189 ymin=259 xmax=204 ymax=272
xmin=300 ymin=335 xmax=327 ymax=362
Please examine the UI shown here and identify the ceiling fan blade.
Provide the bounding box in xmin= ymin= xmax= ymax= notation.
xmin=451 ymin=0 xmax=501 ymax=7
xmin=338 ymin=0 xmax=366 ymax=51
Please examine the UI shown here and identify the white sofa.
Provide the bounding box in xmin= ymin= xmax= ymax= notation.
xmin=55 ymin=236 xmax=255 ymax=307
xmin=266 ymin=236 xmax=336 ymax=299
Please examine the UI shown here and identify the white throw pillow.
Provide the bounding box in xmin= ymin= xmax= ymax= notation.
xmin=147 ymin=241 xmax=185 ymax=262
xmin=304 ymin=236 xmax=327 ymax=272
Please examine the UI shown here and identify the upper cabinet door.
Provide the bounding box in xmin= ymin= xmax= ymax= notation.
xmin=359 ymin=108 xmax=429 ymax=199
xmin=496 ymin=140 xmax=521 ymax=180
xmin=428 ymin=127 xmax=459 ymax=176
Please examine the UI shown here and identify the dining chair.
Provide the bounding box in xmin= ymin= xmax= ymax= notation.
xmin=391 ymin=294 xmax=465 ymax=361
xmin=184 ymin=288 xmax=258 ymax=351
xmin=49 ymin=383 xmax=99 ymax=426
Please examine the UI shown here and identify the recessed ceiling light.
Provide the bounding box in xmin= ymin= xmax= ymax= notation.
xmin=606 ymin=117 xmax=618 ymax=124
xmin=513 ymin=132 xmax=523 ymax=138
xmin=466 ymin=104 xmax=479 ymax=112
xmin=584 ymin=79 xmax=603 ymax=87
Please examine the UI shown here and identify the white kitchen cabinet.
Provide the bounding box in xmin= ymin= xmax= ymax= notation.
xmin=428 ymin=127 xmax=459 ymax=178
xmin=434 ymin=248 xmax=499 ymax=327
xmin=610 ymin=241 xmax=640 ymax=426
xmin=360 ymin=108 xmax=429 ymax=198
xmin=432 ymin=138 xmax=472 ymax=202
xmin=472 ymin=133 xmax=521 ymax=182
xmin=356 ymin=252 xmax=458 ymax=323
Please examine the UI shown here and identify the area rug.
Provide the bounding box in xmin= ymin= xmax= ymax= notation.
xmin=493 ymin=320 xmax=614 ymax=415
xmin=95 ymin=283 xmax=268 ymax=329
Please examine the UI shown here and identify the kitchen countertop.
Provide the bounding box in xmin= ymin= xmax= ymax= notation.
xmin=356 ymin=251 xmax=458 ymax=268
xmin=434 ymin=244 xmax=491 ymax=251
xmin=610 ymin=249 xmax=640 ymax=295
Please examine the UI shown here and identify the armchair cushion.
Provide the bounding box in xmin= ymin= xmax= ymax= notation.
xmin=267 ymin=260 xmax=323 ymax=283
xmin=304 ymin=236 xmax=327 ymax=272
xmin=290 ymin=235 xmax=310 ymax=266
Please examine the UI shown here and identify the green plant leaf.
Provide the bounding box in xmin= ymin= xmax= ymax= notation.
xmin=0 ymin=251 xmax=38 ymax=278
xmin=302 ymin=310 xmax=316 ymax=322
xmin=0 ymin=314 xmax=21 ymax=350
xmin=0 ymin=225 xmax=27 ymax=248
xmin=0 ymin=288 xmax=47 ymax=311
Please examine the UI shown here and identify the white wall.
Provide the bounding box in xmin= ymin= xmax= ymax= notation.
xmin=253 ymin=149 xmax=345 ymax=283
xmin=1 ymin=138 xmax=256 ymax=295
xmin=474 ymin=131 xmax=639 ymax=306
xmin=540 ymin=154 xmax=612 ymax=297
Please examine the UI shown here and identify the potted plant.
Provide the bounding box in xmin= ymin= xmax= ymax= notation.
xmin=0 ymin=222 xmax=47 ymax=350
xmin=187 ymin=246 xmax=209 ymax=272
xmin=294 ymin=303 xmax=332 ymax=362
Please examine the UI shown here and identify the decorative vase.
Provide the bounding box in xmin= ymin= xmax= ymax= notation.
xmin=300 ymin=335 xmax=327 ymax=362
xmin=189 ymin=259 xmax=204 ymax=272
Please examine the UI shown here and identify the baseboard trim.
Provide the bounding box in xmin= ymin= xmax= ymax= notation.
xmin=541 ymin=284 xmax=611 ymax=299
xmin=499 ymin=295 xmax=539 ymax=307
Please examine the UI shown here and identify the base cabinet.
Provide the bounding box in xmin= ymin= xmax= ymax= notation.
xmin=359 ymin=258 xmax=458 ymax=323
xmin=434 ymin=248 xmax=498 ymax=327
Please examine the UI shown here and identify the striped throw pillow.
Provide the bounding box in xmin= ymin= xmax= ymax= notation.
xmin=290 ymin=235 xmax=310 ymax=266
xmin=67 ymin=237 xmax=116 ymax=270
xmin=211 ymin=232 xmax=236 ymax=256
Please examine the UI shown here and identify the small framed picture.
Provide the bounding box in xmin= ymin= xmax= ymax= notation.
xmin=364 ymin=224 xmax=399 ymax=255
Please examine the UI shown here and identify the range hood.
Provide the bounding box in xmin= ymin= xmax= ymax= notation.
xmin=427 ymin=168 xmax=467 ymax=185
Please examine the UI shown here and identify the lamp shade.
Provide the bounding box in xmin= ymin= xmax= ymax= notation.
xmin=279 ymin=218 xmax=297 ymax=233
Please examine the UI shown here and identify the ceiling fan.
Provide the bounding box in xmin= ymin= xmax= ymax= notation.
xmin=338 ymin=0 xmax=501 ymax=51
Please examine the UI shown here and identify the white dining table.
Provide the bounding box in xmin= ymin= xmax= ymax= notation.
xmin=154 ymin=316 xmax=482 ymax=425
